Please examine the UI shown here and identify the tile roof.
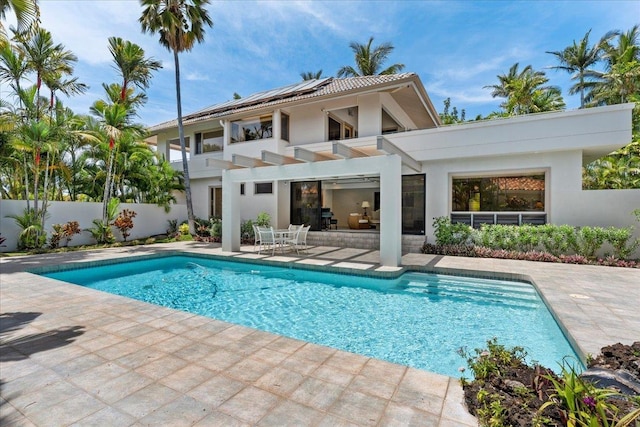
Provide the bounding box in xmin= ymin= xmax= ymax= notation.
xmin=148 ymin=73 xmax=418 ymax=132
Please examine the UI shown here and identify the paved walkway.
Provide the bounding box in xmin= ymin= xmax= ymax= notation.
xmin=1 ymin=242 xmax=638 ymax=426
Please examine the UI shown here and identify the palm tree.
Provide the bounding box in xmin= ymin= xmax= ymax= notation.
xmin=17 ymin=27 xmax=78 ymax=121
xmin=108 ymin=36 xmax=162 ymax=103
xmin=140 ymin=0 xmax=213 ymax=235
xmin=337 ymin=36 xmax=404 ymax=78
xmin=546 ymin=29 xmax=618 ymax=108
xmin=300 ymin=70 xmax=322 ymax=81
xmin=485 ymin=63 xmax=564 ymax=115
xmin=0 ymin=0 xmax=38 ymax=44
xmin=585 ymin=25 xmax=640 ymax=105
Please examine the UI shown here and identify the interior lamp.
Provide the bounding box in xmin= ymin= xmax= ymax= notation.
xmin=361 ymin=201 xmax=370 ymax=216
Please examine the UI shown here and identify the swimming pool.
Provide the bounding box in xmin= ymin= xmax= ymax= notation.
xmin=42 ymin=255 xmax=578 ymax=377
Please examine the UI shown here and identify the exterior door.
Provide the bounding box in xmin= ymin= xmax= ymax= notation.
xmin=290 ymin=181 xmax=322 ymax=230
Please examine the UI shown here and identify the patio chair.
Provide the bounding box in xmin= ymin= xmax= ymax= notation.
xmin=252 ymin=224 xmax=261 ymax=252
xmin=285 ymin=225 xmax=310 ymax=254
xmin=257 ymin=226 xmax=277 ymax=255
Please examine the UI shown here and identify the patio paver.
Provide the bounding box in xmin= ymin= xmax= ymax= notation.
xmin=2 ymin=241 xmax=639 ymax=426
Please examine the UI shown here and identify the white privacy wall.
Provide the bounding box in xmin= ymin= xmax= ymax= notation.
xmin=0 ymin=200 xmax=187 ymax=252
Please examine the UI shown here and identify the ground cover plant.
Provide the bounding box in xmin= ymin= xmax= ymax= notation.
xmin=423 ymin=217 xmax=640 ymax=268
xmin=460 ymin=339 xmax=640 ymax=426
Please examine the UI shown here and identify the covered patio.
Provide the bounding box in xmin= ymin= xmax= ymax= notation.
xmin=212 ymin=137 xmax=423 ymax=267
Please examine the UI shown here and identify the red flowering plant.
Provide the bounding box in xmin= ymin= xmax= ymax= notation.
xmin=113 ymin=209 xmax=137 ymax=242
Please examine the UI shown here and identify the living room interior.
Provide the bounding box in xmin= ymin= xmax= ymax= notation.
xmin=320 ymin=175 xmax=380 ymax=231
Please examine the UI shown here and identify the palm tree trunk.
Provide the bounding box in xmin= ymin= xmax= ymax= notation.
xmin=173 ymin=49 xmax=195 ymax=234
xmin=102 ymin=148 xmax=115 ymax=223
xmin=22 ymin=153 xmax=31 ymax=210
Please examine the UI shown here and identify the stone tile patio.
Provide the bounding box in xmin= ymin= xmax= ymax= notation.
xmin=1 ymin=241 xmax=638 ymax=426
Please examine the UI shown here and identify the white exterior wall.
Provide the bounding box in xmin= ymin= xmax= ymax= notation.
xmin=0 ymin=200 xmax=187 ymax=252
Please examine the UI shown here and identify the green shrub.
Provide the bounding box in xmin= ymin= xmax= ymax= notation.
xmin=87 ymin=219 xmax=115 ymax=244
xmin=178 ymin=223 xmax=190 ymax=235
xmin=605 ymin=226 xmax=639 ymax=260
xmin=7 ymin=208 xmax=47 ymax=250
xmin=433 ymin=216 xmax=473 ymax=245
xmin=573 ymin=226 xmax=608 ymax=259
xmin=256 ymin=211 xmax=271 ymax=227
xmin=241 ymin=219 xmax=254 ymax=240
xmin=539 ymin=224 xmax=577 ymax=257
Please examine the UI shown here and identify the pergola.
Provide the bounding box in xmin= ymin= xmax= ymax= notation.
xmin=209 ymin=137 xmax=421 ymax=267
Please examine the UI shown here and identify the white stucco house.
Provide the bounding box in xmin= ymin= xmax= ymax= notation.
xmin=147 ymin=73 xmax=637 ymax=266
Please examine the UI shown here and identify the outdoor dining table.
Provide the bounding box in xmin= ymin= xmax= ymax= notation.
xmin=273 ymin=229 xmax=297 ymax=250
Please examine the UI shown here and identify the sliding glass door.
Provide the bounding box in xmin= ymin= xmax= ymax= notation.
xmin=290 ymin=181 xmax=322 ymax=230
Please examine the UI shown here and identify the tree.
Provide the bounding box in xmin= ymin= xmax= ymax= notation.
xmin=140 ymin=0 xmax=213 ymax=235
xmin=586 ymin=26 xmax=640 ymax=106
xmin=484 ymin=63 xmax=565 ymax=115
xmin=17 ymin=27 xmax=78 ymax=120
xmin=439 ymin=98 xmax=466 ymax=124
xmin=337 ymin=36 xmax=404 ymax=78
xmin=0 ymin=0 xmax=38 ymax=44
xmin=108 ymin=36 xmax=161 ymax=103
xmin=546 ymin=29 xmax=618 ymax=108
xmin=300 ymin=70 xmax=322 ymax=80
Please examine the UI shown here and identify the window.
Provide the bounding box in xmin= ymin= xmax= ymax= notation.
xmin=254 ymin=182 xmax=273 ymax=194
xmin=328 ymin=115 xmax=356 ymax=140
xmin=195 ymin=130 xmax=223 ymax=154
xmin=209 ymin=187 xmax=222 ymax=218
xmin=240 ymin=183 xmax=245 ymax=195
xmin=231 ymin=115 xmax=273 ymax=143
xmin=452 ymin=174 xmax=545 ymax=212
xmin=281 ymin=113 xmax=289 ymax=141
xmin=402 ymin=174 xmax=426 ymax=235
xmin=328 ymin=117 xmax=341 ymax=140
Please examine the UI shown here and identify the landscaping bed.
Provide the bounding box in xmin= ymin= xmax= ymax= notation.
xmin=461 ymin=340 xmax=640 ymax=426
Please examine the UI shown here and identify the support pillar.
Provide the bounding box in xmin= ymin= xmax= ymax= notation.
xmin=221 ymin=170 xmax=240 ymax=252
xmin=379 ymin=154 xmax=402 ymax=266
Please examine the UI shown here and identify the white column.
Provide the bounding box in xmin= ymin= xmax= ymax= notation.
xmin=379 ymin=154 xmax=402 ymax=266
xmin=273 ymin=110 xmax=281 ymax=142
xmin=221 ymin=170 xmax=241 ymax=252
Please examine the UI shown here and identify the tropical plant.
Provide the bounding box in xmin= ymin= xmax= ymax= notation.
xmin=585 ymin=25 xmax=640 ymax=106
xmin=48 ymin=220 xmax=81 ymax=248
xmin=113 ymin=208 xmax=137 ymax=241
xmin=255 ymin=211 xmax=271 ymax=227
xmin=539 ymin=362 xmax=640 ymax=427
xmin=485 ymin=63 xmax=565 ymax=115
xmin=337 ymin=36 xmax=404 ymax=77
xmin=439 ymin=98 xmax=466 ymax=124
xmin=432 ymin=216 xmax=473 ymax=245
xmin=7 ymin=207 xmax=47 ymax=249
xmin=140 ymin=0 xmax=214 ymax=235
xmin=547 ymin=29 xmax=618 ymax=108
xmin=0 ymin=0 xmax=38 ymax=43
xmin=87 ymin=197 xmax=119 ymax=244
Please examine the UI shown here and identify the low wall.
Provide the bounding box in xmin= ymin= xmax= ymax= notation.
xmin=0 ymin=200 xmax=188 ymax=252
xmin=307 ymin=231 xmax=425 ymax=254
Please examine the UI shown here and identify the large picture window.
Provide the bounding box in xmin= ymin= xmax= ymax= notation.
xmin=195 ymin=130 xmax=223 ymax=154
xmin=231 ymin=115 xmax=273 ymax=143
xmin=452 ymin=174 xmax=545 ymax=212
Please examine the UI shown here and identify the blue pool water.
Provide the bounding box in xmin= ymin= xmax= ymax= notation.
xmin=43 ymin=255 xmax=579 ymax=377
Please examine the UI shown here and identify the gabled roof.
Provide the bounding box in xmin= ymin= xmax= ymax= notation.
xmin=148 ymin=73 xmax=436 ymax=132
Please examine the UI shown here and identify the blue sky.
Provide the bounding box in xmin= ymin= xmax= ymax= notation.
xmin=21 ymin=0 xmax=640 ymax=126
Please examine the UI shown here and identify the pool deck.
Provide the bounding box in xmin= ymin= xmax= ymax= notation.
xmin=1 ymin=241 xmax=639 ymax=426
